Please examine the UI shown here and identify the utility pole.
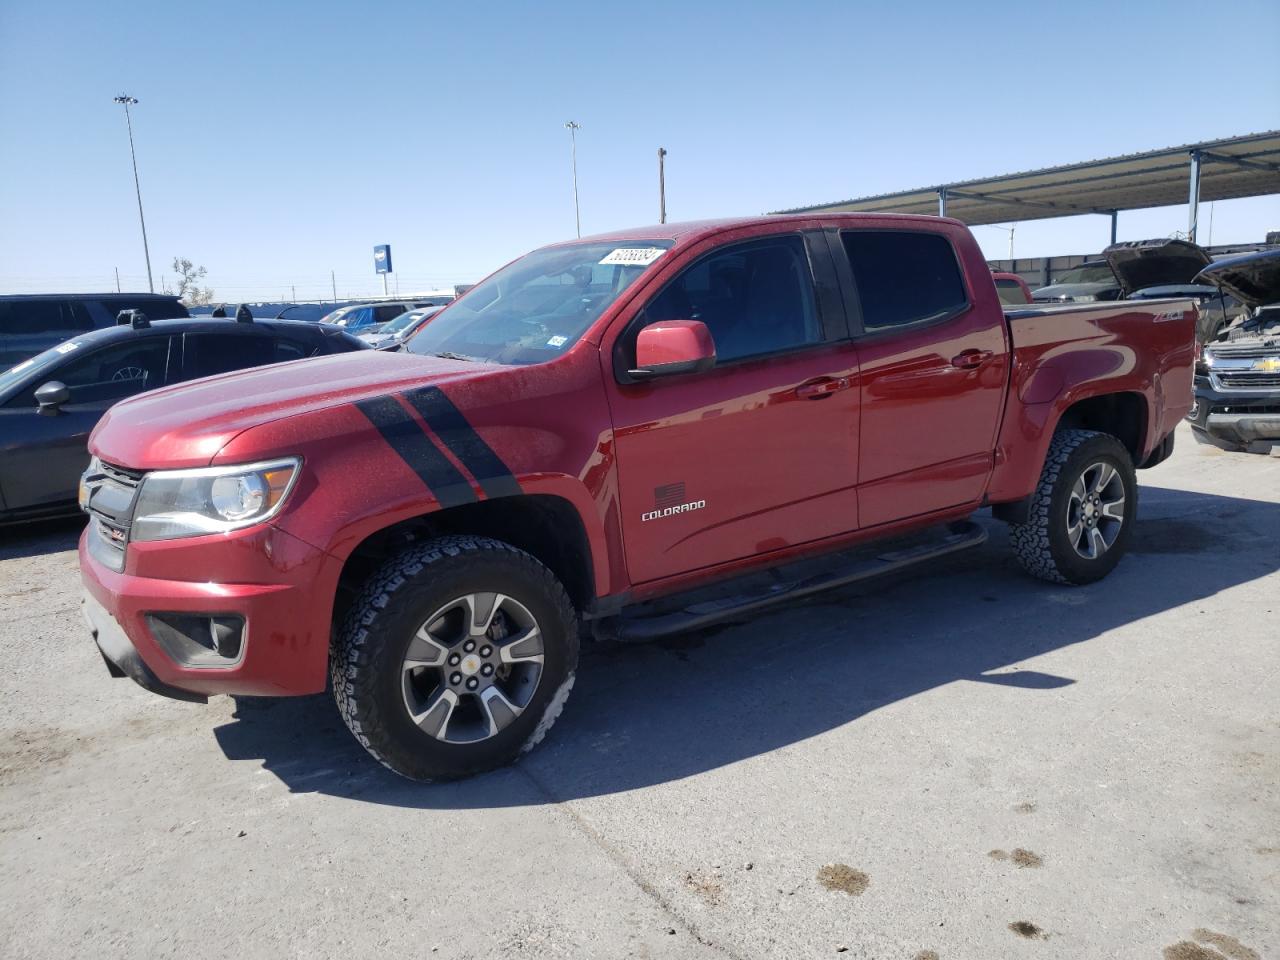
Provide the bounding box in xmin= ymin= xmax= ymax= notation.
xmin=112 ymin=95 xmax=153 ymax=293
xmin=331 ymin=270 xmax=337 ymax=303
xmin=658 ymin=147 xmax=667 ymax=224
xmin=291 ymin=285 xmax=296 ymax=302
xmin=114 ymin=267 xmax=121 ymax=293
xmin=565 ymin=121 xmax=582 ymax=237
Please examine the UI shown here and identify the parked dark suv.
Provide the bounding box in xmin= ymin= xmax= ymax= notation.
xmin=0 ymin=313 xmax=368 ymax=523
xmin=0 ymin=293 xmax=189 ymax=368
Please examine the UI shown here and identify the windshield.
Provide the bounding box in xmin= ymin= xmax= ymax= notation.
xmin=407 ymin=239 xmax=674 ymax=365
xmin=1053 ymin=264 xmax=1115 ymax=285
xmin=383 ymin=307 xmax=437 ymax=335
xmin=0 ymin=340 xmax=78 ymax=397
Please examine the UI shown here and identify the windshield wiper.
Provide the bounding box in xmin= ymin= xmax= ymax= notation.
xmin=430 ymin=351 xmax=479 ymax=362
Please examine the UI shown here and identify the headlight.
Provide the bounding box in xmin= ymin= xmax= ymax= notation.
xmin=1071 ymin=295 xmax=1097 ymax=303
xmin=131 ymin=458 xmax=301 ymax=541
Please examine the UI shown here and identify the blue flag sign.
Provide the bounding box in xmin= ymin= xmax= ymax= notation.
xmin=373 ymin=244 xmax=393 ymax=275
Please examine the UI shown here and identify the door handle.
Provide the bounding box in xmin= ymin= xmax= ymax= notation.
xmin=795 ymin=377 xmax=849 ymax=400
xmin=951 ymin=349 xmax=994 ymax=370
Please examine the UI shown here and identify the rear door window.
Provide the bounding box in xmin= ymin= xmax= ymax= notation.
xmin=840 ymin=231 xmax=969 ymax=330
xmin=0 ymin=299 xmax=92 ymax=335
xmin=181 ymin=332 xmax=277 ymax=381
xmin=274 ymin=337 xmax=316 ymax=362
xmin=374 ymin=305 xmax=407 ymax=324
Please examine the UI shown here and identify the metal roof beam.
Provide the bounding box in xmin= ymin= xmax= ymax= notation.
xmin=944 ymin=189 xmax=1114 ymax=218
xmin=1199 ymin=150 xmax=1280 ymax=174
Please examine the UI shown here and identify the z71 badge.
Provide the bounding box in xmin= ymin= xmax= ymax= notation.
xmin=642 ymin=482 xmax=706 ymax=522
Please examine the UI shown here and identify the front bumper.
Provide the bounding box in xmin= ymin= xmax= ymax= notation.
xmin=1188 ymin=376 xmax=1280 ymax=446
xmin=79 ymin=521 xmax=341 ymax=699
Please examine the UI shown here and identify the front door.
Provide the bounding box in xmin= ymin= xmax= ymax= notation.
xmin=0 ymin=335 xmax=172 ymax=510
xmin=605 ymin=232 xmax=861 ymax=586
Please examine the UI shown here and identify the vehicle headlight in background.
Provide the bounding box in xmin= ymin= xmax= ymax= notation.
xmin=131 ymin=458 xmax=301 ymax=541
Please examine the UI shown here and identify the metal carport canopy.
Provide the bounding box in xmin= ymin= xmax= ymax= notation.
xmin=772 ymin=131 xmax=1280 ymax=241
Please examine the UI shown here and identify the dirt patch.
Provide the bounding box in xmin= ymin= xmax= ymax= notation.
xmin=0 ymin=584 xmax=46 ymax=598
xmin=1008 ymin=921 xmax=1046 ymax=940
xmin=989 ymin=848 xmax=1043 ymax=868
xmin=1163 ymin=930 xmax=1259 ymax=960
xmin=816 ymin=863 xmax=869 ymax=896
xmin=914 ymin=952 xmax=940 ymax=960
xmin=1192 ymin=929 xmax=1260 ymax=960
xmin=1013 ymin=801 xmax=1036 ymax=814
xmin=0 ymin=727 xmax=77 ymax=785
xmin=683 ymin=870 xmax=723 ymax=905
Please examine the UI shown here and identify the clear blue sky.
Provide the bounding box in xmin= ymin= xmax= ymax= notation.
xmin=2 ymin=0 xmax=1278 ymax=300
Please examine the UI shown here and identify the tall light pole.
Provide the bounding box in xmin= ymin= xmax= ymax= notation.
xmin=564 ymin=121 xmax=581 ymax=238
xmin=658 ymin=147 xmax=667 ymax=223
xmin=113 ymin=95 xmax=154 ymax=292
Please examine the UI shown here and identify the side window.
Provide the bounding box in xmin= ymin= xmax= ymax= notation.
xmin=274 ymin=338 xmax=313 ymax=362
xmin=0 ymin=299 xmax=90 ymax=334
xmin=841 ymin=231 xmax=968 ymax=330
xmin=639 ymin=235 xmax=821 ymax=364
xmin=14 ymin=337 xmax=170 ymax=406
xmin=181 ymin=333 xmax=276 ymax=381
xmin=375 ymin=305 xmax=406 ymax=324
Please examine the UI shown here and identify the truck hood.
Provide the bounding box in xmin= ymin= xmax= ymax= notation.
xmin=1104 ymin=238 xmax=1211 ymax=297
xmin=1194 ymin=248 xmax=1280 ymax=308
xmin=90 ymin=350 xmax=490 ymax=469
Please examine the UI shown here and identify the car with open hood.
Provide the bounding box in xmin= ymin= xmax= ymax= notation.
xmin=1103 ymin=238 xmax=1244 ymax=342
xmin=1187 ymin=248 xmax=1280 ymax=452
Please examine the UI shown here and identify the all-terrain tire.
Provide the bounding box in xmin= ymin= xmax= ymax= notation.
xmin=331 ymin=535 xmax=579 ymax=781
xmin=1009 ymin=429 xmax=1137 ymax=585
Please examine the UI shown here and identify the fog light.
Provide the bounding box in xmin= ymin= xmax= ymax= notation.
xmin=147 ymin=613 xmax=245 ymax=666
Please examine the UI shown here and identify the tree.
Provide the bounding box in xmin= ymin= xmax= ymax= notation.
xmin=171 ymin=257 xmax=214 ymax=305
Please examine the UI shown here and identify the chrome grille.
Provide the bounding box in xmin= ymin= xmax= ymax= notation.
xmin=82 ymin=460 xmax=145 ymax=572
xmin=1206 ymin=343 xmax=1280 ymax=360
xmin=1215 ymin=372 xmax=1280 ymax=389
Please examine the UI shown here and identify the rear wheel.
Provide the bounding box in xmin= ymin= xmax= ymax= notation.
xmin=1009 ymin=429 xmax=1137 ymax=585
xmin=332 ymin=536 xmax=579 ymax=781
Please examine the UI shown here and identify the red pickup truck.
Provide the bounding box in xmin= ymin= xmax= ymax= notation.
xmin=79 ymin=214 xmax=1195 ymax=781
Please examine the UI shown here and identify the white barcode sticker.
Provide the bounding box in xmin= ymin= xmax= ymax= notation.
xmin=599 ymin=247 xmax=665 ymax=267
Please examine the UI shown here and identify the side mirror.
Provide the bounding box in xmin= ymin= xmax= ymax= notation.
xmin=631 ymin=320 xmax=716 ymax=378
xmin=35 ymin=381 xmax=70 ymax=416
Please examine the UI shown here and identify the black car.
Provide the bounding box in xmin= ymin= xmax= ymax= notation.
xmin=0 ymin=313 xmax=368 ymax=523
xmin=0 ymin=292 xmax=189 ymax=368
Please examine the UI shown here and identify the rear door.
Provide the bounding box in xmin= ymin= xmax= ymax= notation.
xmin=0 ymin=335 xmax=174 ymax=509
xmin=604 ymin=229 xmax=860 ymax=585
xmin=831 ymin=227 xmax=1009 ymax=528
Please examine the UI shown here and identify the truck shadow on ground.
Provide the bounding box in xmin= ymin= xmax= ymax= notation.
xmin=0 ymin=516 xmax=84 ymax=561
xmin=214 ymin=483 xmax=1280 ymax=808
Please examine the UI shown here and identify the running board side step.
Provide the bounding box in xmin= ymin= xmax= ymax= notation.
xmin=616 ymin=520 xmax=987 ymax=642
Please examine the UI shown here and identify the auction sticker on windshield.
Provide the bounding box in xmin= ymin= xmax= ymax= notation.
xmin=600 ymin=247 xmax=666 ymax=267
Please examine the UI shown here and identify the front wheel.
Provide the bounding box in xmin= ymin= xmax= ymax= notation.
xmin=1009 ymin=429 xmax=1137 ymax=585
xmin=332 ymin=536 xmax=579 ymax=781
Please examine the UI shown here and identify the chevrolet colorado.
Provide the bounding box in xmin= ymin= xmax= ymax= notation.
xmin=79 ymin=214 xmax=1196 ymax=781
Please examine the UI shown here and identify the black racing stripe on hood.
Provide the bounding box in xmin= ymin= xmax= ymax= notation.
xmin=402 ymin=386 xmax=522 ymax=499
xmin=354 ymin=395 xmax=477 ymax=508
